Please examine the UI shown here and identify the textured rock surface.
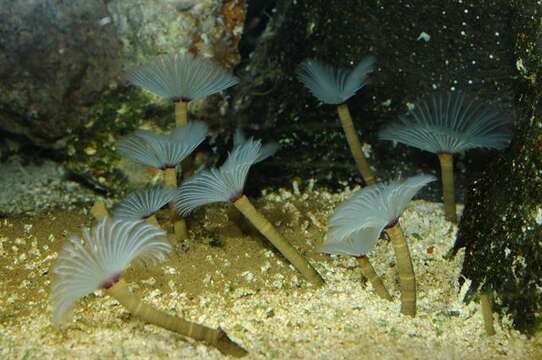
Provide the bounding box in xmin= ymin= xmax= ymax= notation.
xmin=0 ymin=0 xmax=244 ymax=151
xmin=0 ymin=0 xmax=246 ymax=194
xmin=230 ymin=0 xmax=517 ymax=194
xmin=454 ymin=1 xmax=542 ymax=333
xmin=107 ymin=0 xmax=244 ymax=66
xmin=0 ymin=0 xmax=121 ymax=149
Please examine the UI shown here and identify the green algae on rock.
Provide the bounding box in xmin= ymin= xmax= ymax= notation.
xmin=64 ymin=88 xmax=169 ymax=195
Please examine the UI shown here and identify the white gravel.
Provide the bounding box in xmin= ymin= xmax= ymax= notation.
xmin=0 ymin=184 xmax=540 ymax=359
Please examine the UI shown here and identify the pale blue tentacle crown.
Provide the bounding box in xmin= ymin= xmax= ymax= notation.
xmin=51 ymin=219 xmax=171 ymax=325
xmin=319 ymin=174 xmax=435 ymax=256
xmin=297 ymin=55 xmax=376 ymax=104
xmin=378 ymin=91 xmax=512 ymax=154
xmin=125 ymin=53 xmax=239 ymax=101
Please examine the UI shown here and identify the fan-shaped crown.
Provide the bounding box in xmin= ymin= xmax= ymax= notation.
xmin=51 ymin=219 xmax=170 ymax=324
xmin=117 ymin=120 xmax=208 ymax=169
xmin=176 ymin=138 xmax=270 ymax=215
xmin=319 ymin=174 xmax=435 ymax=256
xmin=112 ymin=186 xmax=177 ymax=221
xmin=125 ymin=53 xmax=239 ymax=101
xmin=233 ymin=128 xmax=279 ymax=163
xmin=378 ymin=91 xmax=512 ymax=154
xmin=297 ymin=56 xmax=376 ymax=104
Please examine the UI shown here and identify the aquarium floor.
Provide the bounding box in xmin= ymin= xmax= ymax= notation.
xmin=1 ymin=183 xmax=540 ymax=359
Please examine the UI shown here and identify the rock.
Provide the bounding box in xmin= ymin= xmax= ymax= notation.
xmin=0 ymin=0 xmax=245 ymax=151
xmin=107 ymin=0 xmax=244 ymax=66
xmin=0 ymin=0 xmax=121 ymax=149
xmin=453 ymin=1 xmax=542 ymax=333
xmin=0 ymin=0 xmax=246 ymax=194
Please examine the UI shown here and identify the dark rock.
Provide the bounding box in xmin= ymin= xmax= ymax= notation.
xmin=0 ymin=0 xmax=121 ymax=149
xmin=453 ymin=1 xmax=542 ymax=333
xmin=231 ymin=0 xmax=517 ymax=198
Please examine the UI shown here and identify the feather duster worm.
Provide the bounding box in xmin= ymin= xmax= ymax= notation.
xmin=51 ymin=219 xmax=247 ymax=357
xmin=176 ymin=138 xmax=324 ymax=286
xmin=297 ymin=56 xmax=377 ymax=185
xmin=379 ymin=91 xmax=512 ymax=223
xmin=320 ymin=175 xmax=435 ymax=316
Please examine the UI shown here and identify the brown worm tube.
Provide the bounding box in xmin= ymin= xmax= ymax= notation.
xmin=164 ymin=168 xmax=178 ymax=189
xmin=106 ymin=279 xmax=248 ymax=357
xmin=233 ymin=195 xmax=324 ymax=287
xmin=480 ymin=292 xmax=496 ymax=336
xmin=163 ymin=168 xmax=187 ymax=242
xmin=174 ymin=100 xmax=188 ymax=127
xmin=437 ymin=153 xmax=458 ymax=223
xmin=386 ymin=224 xmax=416 ymax=316
xmin=172 ymin=101 xmax=194 ymax=236
xmin=357 ymin=256 xmax=392 ymax=301
xmin=91 ymin=201 xmax=109 ymax=221
xmin=337 ymin=103 xmax=376 ymax=185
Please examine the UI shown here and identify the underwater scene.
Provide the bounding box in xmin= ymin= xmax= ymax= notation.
xmin=1 ymin=0 xmax=542 ymax=359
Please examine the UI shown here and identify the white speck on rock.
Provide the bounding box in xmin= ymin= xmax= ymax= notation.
xmin=534 ymin=207 xmax=542 ymax=224
xmin=416 ymin=32 xmax=431 ymax=41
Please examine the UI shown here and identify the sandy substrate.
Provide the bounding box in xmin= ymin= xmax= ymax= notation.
xmin=0 ymin=182 xmax=540 ymax=359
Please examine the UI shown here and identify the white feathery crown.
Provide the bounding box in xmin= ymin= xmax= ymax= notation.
xmin=297 ymin=56 xmax=376 ymax=104
xmin=378 ymin=91 xmax=512 ymax=154
xmin=125 ymin=53 xmax=239 ymax=101
xmin=112 ymin=186 xmax=177 ymax=221
xmin=51 ymin=219 xmax=171 ymax=325
xmin=117 ymin=120 xmax=208 ymax=169
xmin=176 ymin=138 xmax=267 ymax=215
xmin=319 ymin=174 xmax=436 ymax=256
xmin=233 ymin=128 xmax=279 ymax=163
